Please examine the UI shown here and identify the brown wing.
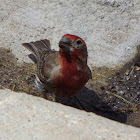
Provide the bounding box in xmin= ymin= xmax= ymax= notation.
xmin=22 ymin=39 xmax=51 ymax=61
xmin=22 ymin=39 xmax=61 ymax=90
xmin=37 ymin=51 xmax=61 ymax=93
xmin=39 ymin=51 xmax=61 ymax=83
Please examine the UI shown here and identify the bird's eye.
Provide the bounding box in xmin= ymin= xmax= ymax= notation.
xmin=76 ymin=40 xmax=82 ymax=44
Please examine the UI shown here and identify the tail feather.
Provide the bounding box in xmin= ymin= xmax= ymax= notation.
xmin=22 ymin=39 xmax=51 ymax=61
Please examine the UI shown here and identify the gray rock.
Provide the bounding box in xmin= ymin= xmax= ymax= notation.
xmin=0 ymin=1 xmax=140 ymax=139
xmin=0 ymin=0 xmax=140 ymax=68
xmin=0 ymin=89 xmax=139 ymax=140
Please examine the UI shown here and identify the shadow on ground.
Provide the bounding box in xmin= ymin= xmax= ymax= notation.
xmin=56 ymin=87 xmax=127 ymax=123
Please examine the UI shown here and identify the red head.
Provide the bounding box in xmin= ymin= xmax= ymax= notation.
xmin=63 ymin=34 xmax=86 ymax=45
xmin=59 ymin=34 xmax=88 ymax=63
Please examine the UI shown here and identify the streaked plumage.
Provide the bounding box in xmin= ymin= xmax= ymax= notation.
xmin=22 ymin=34 xmax=91 ymax=97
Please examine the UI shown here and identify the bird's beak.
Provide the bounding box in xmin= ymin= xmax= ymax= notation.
xmin=59 ymin=36 xmax=71 ymax=52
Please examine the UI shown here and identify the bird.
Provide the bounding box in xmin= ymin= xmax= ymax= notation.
xmin=22 ymin=34 xmax=92 ymax=99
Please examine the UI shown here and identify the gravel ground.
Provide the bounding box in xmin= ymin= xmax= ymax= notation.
xmin=0 ymin=47 xmax=140 ymax=127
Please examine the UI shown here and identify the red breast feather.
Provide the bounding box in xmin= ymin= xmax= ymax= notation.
xmin=55 ymin=50 xmax=89 ymax=97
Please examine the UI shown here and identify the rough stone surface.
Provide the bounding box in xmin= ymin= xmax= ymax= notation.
xmin=0 ymin=89 xmax=140 ymax=140
xmin=0 ymin=0 xmax=140 ymax=68
xmin=0 ymin=1 xmax=140 ymax=139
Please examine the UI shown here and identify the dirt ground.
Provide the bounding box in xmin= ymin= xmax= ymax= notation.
xmin=0 ymin=48 xmax=140 ymax=127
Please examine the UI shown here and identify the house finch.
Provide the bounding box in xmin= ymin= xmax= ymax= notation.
xmin=22 ymin=34 xmax=92 ymax=98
